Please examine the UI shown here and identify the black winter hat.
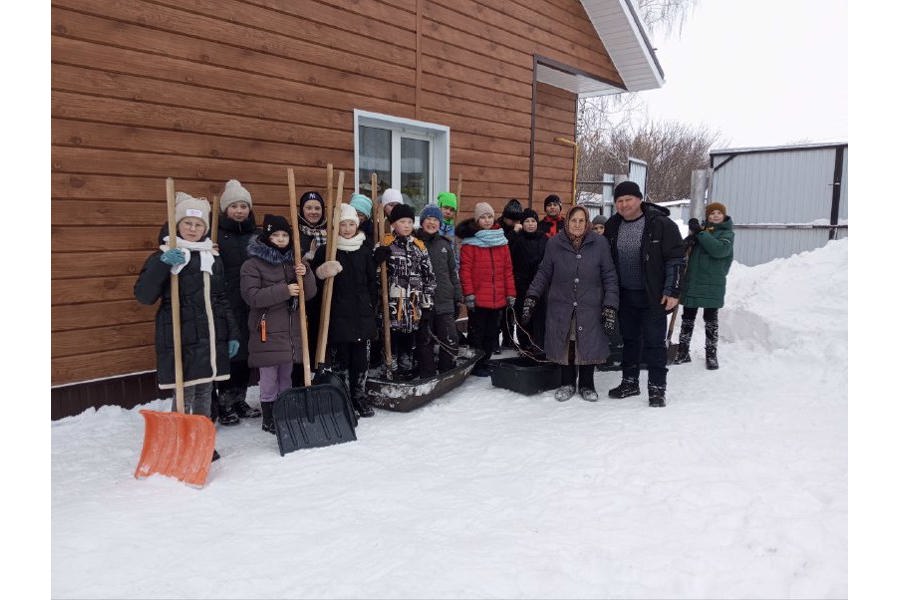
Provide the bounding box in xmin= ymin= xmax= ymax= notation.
xmin=544 ymin=194 xmax=562 ymax=208
xmin=502 ymin=198 xmax=524 ymax=220
xmin=261 ymin=214 xmax=292 ymax=238
xmin=299 ymin=191 xmax=324 ymax=208
xmin=613 ymin=181 xmax=643 ymax=200
xmin=388 ymin=203 xmax=416 ymax=224
xmin=522 ymin=208 xmax=539 ymax=222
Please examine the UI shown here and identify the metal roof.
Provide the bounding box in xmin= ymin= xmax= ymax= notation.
xmin=710 ymin=141 xmax=849 ymax=156
xmin=535 ymin=0 xmax=665 ymax=97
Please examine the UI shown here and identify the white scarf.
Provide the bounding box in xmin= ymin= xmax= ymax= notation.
xmin=336 ymin=232 xmax=366 ymax=251
xmin=160 ymin=236 xmax=218 ymax=275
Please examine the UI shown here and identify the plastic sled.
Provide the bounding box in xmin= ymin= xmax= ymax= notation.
xmin=365 ymin=347 xmax=483 ymax=412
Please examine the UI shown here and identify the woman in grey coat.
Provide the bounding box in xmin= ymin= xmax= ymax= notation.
xmin=524 ymin=206 xmax=619 ymax=402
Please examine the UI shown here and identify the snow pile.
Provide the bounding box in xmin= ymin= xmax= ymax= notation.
xmin=51 ymin=241 xmax=848 ymax=599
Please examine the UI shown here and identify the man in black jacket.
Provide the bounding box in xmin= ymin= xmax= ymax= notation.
xmin=603 ymin=181 xmax=684 ymax=407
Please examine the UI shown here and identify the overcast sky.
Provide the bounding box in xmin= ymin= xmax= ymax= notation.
xmin=636 ymin=0 xmax=848 ymax=150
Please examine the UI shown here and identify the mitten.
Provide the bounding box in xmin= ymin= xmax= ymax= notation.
xmin=160 ymin=248 xmax=186 ymax=266
xmin=373 ymin=245 xmax=391 ymax=264
xmin=521 ymin=296 xmax=537 ymax=324
xmin=228 ymin=340 xmax=240 ymax=358
xmin=315 ymin=260 xmax=343 ymax=279
xmin=601 ymin=306 xmax=617 ymax=337
xmin=464 ymin=294 xmax=475 ymax=310
xmin=506 ymin=296 xmax=516 ymax=309
xmin=688 ymin=218 xmax=702 ymax=235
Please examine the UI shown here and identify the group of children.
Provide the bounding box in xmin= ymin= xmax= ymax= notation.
xmin=137 ymin=179 xmax=523 ymax=440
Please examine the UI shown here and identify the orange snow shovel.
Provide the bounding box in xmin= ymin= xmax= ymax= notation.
xmin=135 ymin=177 xmax=216 ymax=487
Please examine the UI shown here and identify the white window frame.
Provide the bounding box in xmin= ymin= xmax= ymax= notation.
xmin=353 ymin=109 xmax=450 ymax=205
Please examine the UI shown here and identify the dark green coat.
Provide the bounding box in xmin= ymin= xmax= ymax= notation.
xmin=681 ymin=217 xmax=734 ymax=308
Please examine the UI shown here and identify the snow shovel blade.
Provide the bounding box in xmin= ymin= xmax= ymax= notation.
xmin=666 ymin=343 xmax=680 ymax=365
xmin=272 ymin=383 xmax=357 ymax=456
xmin=134 ymin=410 xmax=216 ymax=487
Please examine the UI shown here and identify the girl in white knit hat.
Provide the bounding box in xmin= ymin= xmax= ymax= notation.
xmin=134 ymin=192 xmax=241 ymax=460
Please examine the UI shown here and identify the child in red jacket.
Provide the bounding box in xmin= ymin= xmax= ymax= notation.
xmin=458 ymin=202 xmax=516 ymax=376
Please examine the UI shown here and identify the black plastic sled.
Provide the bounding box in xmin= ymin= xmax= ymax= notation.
xmin=365 ymin=347 xmax=484 ymax=412
xmin=272 ymin=371 xmax=357 ymax=456
xmin=491 ymin=356 xmax=561 ymax=395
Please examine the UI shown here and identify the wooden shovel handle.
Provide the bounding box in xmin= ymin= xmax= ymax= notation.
xmin=288 ymin=168 xmax=312 ymax=387
xmin=211 ymin=194 xmax=219 ymax=245
xmin=166 ymin=178 xmax=185 ymax=413
xmin=373 ymin=173 xmax=393 ymax=371
xmin=316 ymin=171 xmax=344 ymax=366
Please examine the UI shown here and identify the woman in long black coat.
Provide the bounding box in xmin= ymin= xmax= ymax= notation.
xmin=524 ymin=206 xmax=619 ymax=402
xmin=508 ymin=208 xmax=547 ymax=352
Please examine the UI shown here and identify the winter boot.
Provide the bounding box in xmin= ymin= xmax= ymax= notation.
xmin=705 ymin=320 xmax=719 ymax=370
xmin=351 ymin=371 xmax=375 ymax=418
xmin=397 ymin=352 xmax=416 ymax=381
xmin=580 ymin=389 xmax=599 ymax=402
xmin=217 ymin=403 xmax=241 ymax=426
xmin=232 ymin=389 xmax=261 ymax=418
xmin=608 ymin=377 xmax=640 ymax=399
xmin=554 ymin=385 xmax=576 ymax=402
xmin=261 ymin=401 xmax=276 ymax=434
xmin=648 ymin=383 xmax=666 ymax=408
xmin=673 ymin=318 xmax=695 ymax=364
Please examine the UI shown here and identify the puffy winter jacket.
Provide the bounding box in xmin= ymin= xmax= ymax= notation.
xmin=240 ymin=237 xmax=317 ymax=368
xmin=414 ymin=228 xmax=462 ymax=316
xmin=604 ymin=202 xmax=685 ymax=310
xmin=457 ymin=219 xmax=516 ymax=309
xmin=134 ymin=234 xmax=238 ymax=389
xmin=681 ymin=216 xmax=734 ymax=308
xmin=311 ymin=241 xmax=378 ymax=344
xmin=216 ymin=213 xmax=257 ymax=360
xmin=378 ymin=232 xmax=437 ymax=333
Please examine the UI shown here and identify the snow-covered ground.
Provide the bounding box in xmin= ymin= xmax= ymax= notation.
xmin=48 ymin=240 xmax=850 ymax=599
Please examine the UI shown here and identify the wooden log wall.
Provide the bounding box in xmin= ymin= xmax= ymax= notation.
xmin=51 ymin=0 xmax=621 ymax=393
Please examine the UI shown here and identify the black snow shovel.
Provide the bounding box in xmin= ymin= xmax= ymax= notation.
xmin=666 ymin=245 xmax=694 ymax=364
xmin=271 ymin=168 xmax=356 ymax=456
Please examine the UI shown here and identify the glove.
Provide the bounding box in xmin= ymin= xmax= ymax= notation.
xmin=601 ymin=306 xmax=617 ymax=337
xmin=506 ymin=296 xmax=516 ymax=309
xmin=160 ymin=248 xmax=186 ymax=266
xmin=228 ymin=340 xmax=240 ymax=358
xmin=373 ymin=245 xmax=391 ymax=264
xmin=315 ymin=260 xmax=343 ymax=279
xmin=521 ymin=296 xmax=537 ymax=325
xmin=464 ymin=294 xmax=475 ymax=310
xmin=688 ymin=218 xmax=702 ymax=235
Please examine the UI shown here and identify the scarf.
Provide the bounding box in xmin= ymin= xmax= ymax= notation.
xmin=336 ymin=232 xmax=366 ymax=251
xmin=160 ymin=236 xmax=217 ymax=275
xmin=461 ymin=227 xmax=508 ymax=248
xmin=565 ymin=228 xmax=586 ymax=251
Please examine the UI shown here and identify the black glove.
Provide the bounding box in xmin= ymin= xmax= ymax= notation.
xmin=688 ymin=218 xmax=702 ymax=235
xmin=373 ymin=245 xmax=391 ymax=264
xmin=464 ymin=294 xmax=475 ymax=310
xmin=521 ymin=296 xmax=537 ymax=325
xmin=506 ymin=296 xmax=516 ymax=309
xmin=601 ymin=305 xmax=617 ymax=337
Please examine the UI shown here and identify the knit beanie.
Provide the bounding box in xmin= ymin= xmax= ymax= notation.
xmin=613 ymin=181 xmax=643 ymax=200
xmin=219 ymin=179 xmax=252 ymax=212
xmin=437 ymin=192 xmax=458 ymax=210
xmin=175 ymin=192 xmax=210 ymax=234
xmin=381 ymin=188 xmax=403 ymax=206
xmin=388 ymin=203 xmax=416 ymax=223
xmin=261 ymin=214 xmax=292 ymax=238
xmin=544 ymin=194 xmax=562 ymax=208
xmin=299 ymin=191 xmax=324 ymax=209
xmin=522 ymin=208 xmax=539 ymax=223
xmin=502 ymin=198 xmax=524 ymax=220
xmin=420 ymin=204 xmax=442 ymax=223
xmin=705 ymin=202 xmax=728 ymax=217
xmin=473 ymin=202 xmax=495 ymax=221
xmin=349 ymin=193 xmax=373 ymax=218
xmin=591 ymin=214 xmax=607 ymax=226
xmin=339 ymin=203 xmax=359 ymax=226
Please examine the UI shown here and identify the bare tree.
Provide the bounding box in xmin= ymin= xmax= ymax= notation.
xmin=581 ymin=119 xmax=720 ymax=202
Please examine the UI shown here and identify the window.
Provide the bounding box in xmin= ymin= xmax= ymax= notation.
xmin=354 ymin=110 xmax=450 ymax=215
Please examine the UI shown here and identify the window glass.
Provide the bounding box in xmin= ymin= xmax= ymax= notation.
xmin=401 ymin=137 xmax=430 ymax=214
xmin=359 ymin=125 xmax=391 ymax=199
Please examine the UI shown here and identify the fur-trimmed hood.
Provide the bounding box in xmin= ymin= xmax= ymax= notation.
xmin=246 ymin=236 xmax=295 ymax=265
